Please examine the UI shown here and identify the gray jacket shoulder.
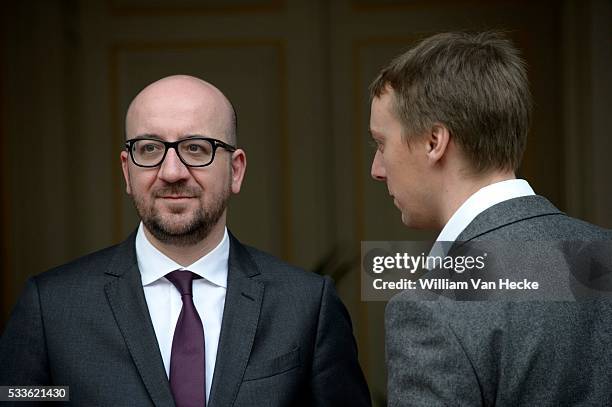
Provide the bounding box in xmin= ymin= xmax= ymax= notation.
xmin=33 ymin=243 xmax=121 ymax=288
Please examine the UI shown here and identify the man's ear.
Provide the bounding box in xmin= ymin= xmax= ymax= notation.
xmin=425 ymin=123 xmax=451 ymax=163
xmin=120 ymin=151 xmax=132 ymax=195
xmin=230 ymin=149 xmax=247 ymax=194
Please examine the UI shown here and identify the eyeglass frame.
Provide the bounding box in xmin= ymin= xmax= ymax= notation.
xmin=124 ymin=136 xmax=237 ymax=168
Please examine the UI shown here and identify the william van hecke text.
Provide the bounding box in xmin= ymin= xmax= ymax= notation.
xmin=373 ymin=278 xmax=540 ymax=290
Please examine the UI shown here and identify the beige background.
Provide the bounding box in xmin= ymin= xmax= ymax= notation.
xmin=2 ymin=0 xmax=612 ymax=404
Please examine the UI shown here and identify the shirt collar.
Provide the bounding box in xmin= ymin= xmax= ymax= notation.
xmin=436 ymin=179 xmax=535 ymax=243
xmin=136 ymin=222 xmax=229 ymax=288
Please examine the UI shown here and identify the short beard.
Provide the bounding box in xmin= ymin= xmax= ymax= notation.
xmin=132 ymin=184 xmax=230 ymax=247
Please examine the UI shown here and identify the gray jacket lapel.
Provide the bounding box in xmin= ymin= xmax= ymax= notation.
xmin=208 ymin=234 xmax=264 ymax=407
xmin=456 ymin=195 xmax=563 ymax=242
xmin=104 ymin=233 xmax=175 ymax=407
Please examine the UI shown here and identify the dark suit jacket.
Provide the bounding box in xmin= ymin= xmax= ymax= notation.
xmin=0 ymin=232 xmax=371 ymax=406
xmin=386 ymin=196 xmax=612 ymax=406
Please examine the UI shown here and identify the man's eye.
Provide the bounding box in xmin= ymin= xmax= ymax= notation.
xmin=369 ymin=140 xmax=383 ymax=152
xmin=187 ymin=144 xmax=202 ymax=152
xmin=140 ymin=143 xmax=162 ymax=153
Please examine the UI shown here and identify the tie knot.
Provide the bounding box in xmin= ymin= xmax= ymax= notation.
xmin=166 ymin=270 xmax=199 ymax=296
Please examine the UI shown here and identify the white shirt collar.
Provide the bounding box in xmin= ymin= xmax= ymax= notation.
xmin=436 ymin=179 xmax=535 ymax=243
xmin=136 ymin=222 xmax=229 ymax=288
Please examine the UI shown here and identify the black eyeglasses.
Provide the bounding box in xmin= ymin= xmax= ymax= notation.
xmin=125 ymin=137 xmax=237 ymax=168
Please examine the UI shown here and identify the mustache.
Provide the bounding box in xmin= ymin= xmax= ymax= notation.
xmin=153 ymin=185 xmax=201 ymax=198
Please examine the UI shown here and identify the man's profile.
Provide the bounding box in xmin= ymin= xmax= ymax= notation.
xmin=0 ymin=75 xmax=371 ymax=406
xmin=369 ymin=32 xmax=612 ymax=405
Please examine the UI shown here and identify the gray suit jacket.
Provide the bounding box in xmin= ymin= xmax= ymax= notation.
xmin=0 ymin=232 xmax=371 ymax=406
xmin=386 ymin=196 xmax=612 ymax=406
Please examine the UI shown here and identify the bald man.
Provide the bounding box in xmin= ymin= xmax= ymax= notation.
xmin=0 ymin=76 xmax=371 ymax=407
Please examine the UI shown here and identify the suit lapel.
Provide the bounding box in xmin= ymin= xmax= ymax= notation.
xmin=455 ymin=195 xmax=563 ymax=242
xmin=208 ymin=234 xmax=264 ymax=407
xmin=104 ymin=233 xmax=175 ymax=407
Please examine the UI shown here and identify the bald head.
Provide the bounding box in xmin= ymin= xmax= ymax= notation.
xmin=126 ymin=75 xmax=237 ymax=145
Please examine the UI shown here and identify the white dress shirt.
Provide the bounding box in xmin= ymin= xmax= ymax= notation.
xmin=429 ymin=179 xmax=535 ymax=257
xmin=135 ymin=222 xmax=228 ymax=402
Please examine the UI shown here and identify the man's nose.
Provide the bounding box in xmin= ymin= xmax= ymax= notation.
xmin=158 ymin=148 xmax=190 ymax=182
xmin=371 ymin=150 xmax=386 ymax=181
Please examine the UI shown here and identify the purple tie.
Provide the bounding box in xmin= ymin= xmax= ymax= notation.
xmin=166 ymin=270 xmax=206 ymax=407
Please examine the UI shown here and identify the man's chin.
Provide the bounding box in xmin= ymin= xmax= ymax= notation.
xmin=400 ymin=212 xmax=411 ymax=227
xmin=134 ymin=191 xmax=229 ymax=246
xmin=157 ymin=200 xmax=196 ymax=214
xmin=400 ymin=211 xmax=420 ymax=229
xmin=144 ymin=218 xmax=210 ymax=247
xmin=152 ymin=217 xmax=200 ymax=236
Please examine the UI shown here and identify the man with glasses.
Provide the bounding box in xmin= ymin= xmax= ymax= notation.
xmin=0 ymin=75 xmax=371 ymax=406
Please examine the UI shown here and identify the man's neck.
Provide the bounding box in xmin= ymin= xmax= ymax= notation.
xmin=440 ymin=170 xmax=516 ymax=228
xmin=143 ymin=222 xmax=226 ymax=267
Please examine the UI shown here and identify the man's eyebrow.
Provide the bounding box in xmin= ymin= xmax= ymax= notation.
xmin=131 ymin=134 xmax=163 ymax=140
xmin=130 ymin=134 xmax=212 ymax=140
xmin=183 ymin=134 xmax=211 ymax=139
